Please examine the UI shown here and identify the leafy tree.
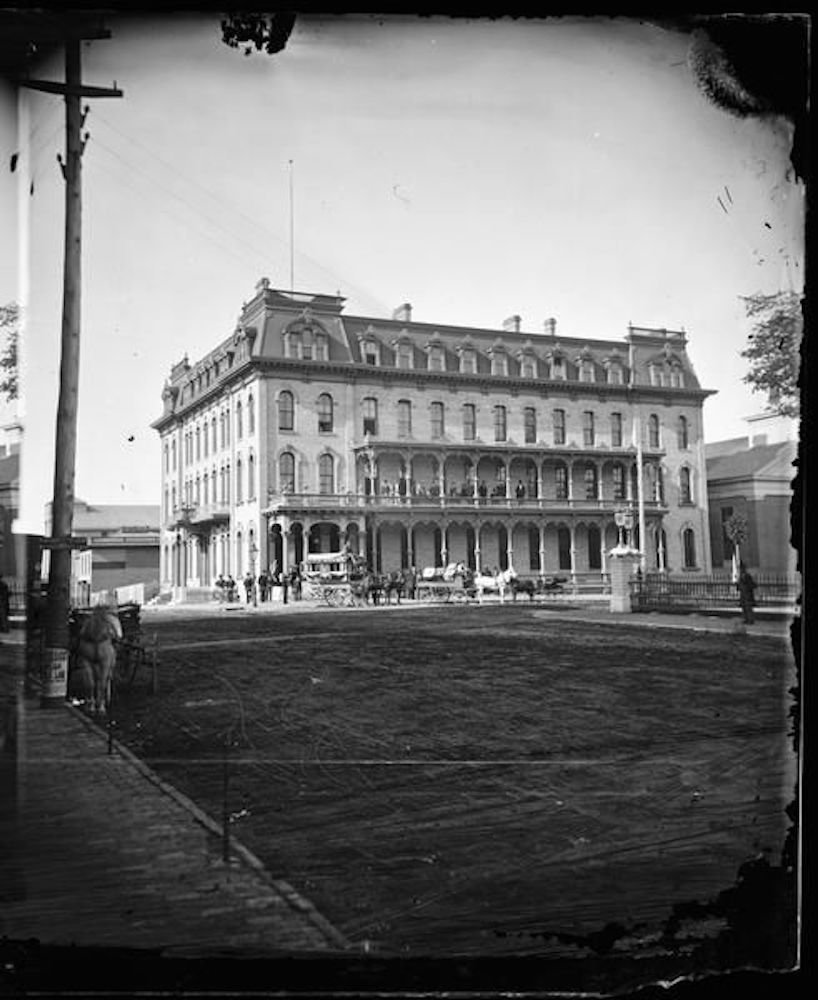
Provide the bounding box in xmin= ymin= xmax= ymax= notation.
xmin=739 ymin=290 xmax=802 ymax=419
xmin=724 ymin=510 xmax=749 ymax=570
xmin=221 ymin=13 xmax=296 ymax=56
xmin=0 ymin=302 xmax=19 ymax=402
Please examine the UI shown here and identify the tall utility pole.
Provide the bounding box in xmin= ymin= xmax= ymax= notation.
xmin=19 ymin=23 xmax=122 ymax=702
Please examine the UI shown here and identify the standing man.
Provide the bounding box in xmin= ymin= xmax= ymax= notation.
xmin=737 ymin=564 xmax=757 ymax=625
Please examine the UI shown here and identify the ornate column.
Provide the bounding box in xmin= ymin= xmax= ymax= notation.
xmin=626 ymin=462 xmax=634 ymax=503
xmin=537 ymin=460 xmax=544 ymax=504
xmin=567 ymin=460 xmax=574 ymax=502
xmin=506 ymin=522 xmax=514 ymax=571
xmin=596 ymin=461 xmax=604 ymax=502
xmin=569 ymin=521 xmax=577 ymax=588
xmin=539 ymin=523 xmax=546 ymax=575
xmin=440 ymin=522 xmax=448 ymax=566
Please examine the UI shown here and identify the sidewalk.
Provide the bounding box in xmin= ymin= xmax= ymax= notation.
xmin=1 ymin=684 xmax=350 ymax=958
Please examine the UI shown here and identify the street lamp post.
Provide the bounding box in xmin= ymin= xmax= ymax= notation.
xmin=249 ymin=542 xmax=258 ymax=607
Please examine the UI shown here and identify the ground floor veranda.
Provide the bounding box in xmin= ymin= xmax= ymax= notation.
xmin=164 ymin=508 xmax=678 ymax=594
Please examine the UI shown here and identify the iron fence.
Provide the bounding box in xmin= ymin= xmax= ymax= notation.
xmin=630 ymin=571 xmax=800 ymax=613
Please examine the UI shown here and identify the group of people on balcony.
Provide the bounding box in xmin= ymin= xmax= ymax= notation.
xmin=374 ymin=478 xmax=534 ymax=500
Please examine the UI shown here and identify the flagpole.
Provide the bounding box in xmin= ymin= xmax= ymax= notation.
xmin=288 ymin=159 xmax=294 ymax=291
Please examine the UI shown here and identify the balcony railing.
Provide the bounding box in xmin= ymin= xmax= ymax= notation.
xmin=265 ymin=491 xmax=668 ymax=513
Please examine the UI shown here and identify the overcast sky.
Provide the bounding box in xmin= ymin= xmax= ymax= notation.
xmin=0 ymin=13 xmax=804 ymax=532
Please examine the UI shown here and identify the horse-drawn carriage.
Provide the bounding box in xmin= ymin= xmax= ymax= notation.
xmin=302 ymin=551 xmax=372 ymax=607
xmin=416 ymin=564 xmax=472 ymax=603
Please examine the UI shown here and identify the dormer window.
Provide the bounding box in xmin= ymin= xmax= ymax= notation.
xmin=314 ymin=333 xmax=327 ymax=361
xmin=459 ymin=348 xmax=477 ymax=374
xmin=607 ymin=363 xmax=623 ymax=385
xmin=550 ymin=356 xmax=566 ymax=380
xmin=670 ymin=366 xmax=684 ymax=388
xmin=364 ymin=342 xmax=379 ymax=366
xmin=428 ymin=344 xmax=445 ymax=372
xmin=520 ymin=354 xmax=537 ymax=378
xmin=301 ymin=328 xmax=313 ymax=360
xmin=395 ymin=341 xmax=413 ymax=370
xmin=490 ymin=349 xmax=508 ymax=377
xmin=579 ymin=360 xmax=595 ymax=383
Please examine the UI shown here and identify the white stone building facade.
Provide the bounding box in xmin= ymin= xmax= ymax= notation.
xmin=153 ymin=281 xmax=714 ymax=596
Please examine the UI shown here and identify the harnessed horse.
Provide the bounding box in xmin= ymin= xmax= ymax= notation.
xmin=473 ymin=567 xmax=516 ymax=603
xmin=71 ymin=606 xmax=123 ymax=714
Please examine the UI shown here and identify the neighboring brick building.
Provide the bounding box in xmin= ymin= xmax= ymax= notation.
xmin=706 ymin=435 xmax=798 ymax=576
xmin=153 ymin=279 xmax=715 ymax=597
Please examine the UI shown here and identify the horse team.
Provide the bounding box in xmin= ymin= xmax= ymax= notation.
xmin=344 ymin=563 xmax=566 ymax=606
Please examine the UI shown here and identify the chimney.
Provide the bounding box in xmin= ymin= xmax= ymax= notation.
xmin=502 ymin=315 xmax=521 ymax=333
xmin=392 ymin=302 xmax=412 ymax=323
xmin=544 ymin=317 xmax=557 ymax=336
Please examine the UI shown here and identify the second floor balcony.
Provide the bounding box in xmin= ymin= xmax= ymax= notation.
xmin=264 ymin=489 xmax=668 ymax=516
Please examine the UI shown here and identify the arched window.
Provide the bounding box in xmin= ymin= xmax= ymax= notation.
xmin=247 ymin=394 xmax=255 ymax=434
xmin=553 ymin=409 xmax=566 ymax=445
xmin=528 ymin=526 xmax=541 ymax=571
xmin=211 ymin=416 xmax=217 ymax=452
xmin=236 ymin=531 xmax=243 ymax=577
xmin=203 ymin=472 xmax=208 ymax=505
xmin=610 ymin=412 xmax=623 ymax=447
xmin=557 ymin=527 xmax=572 ymax=570
xmin=225 ymin=462 xmax=231 ymax=503
xmin=494 ymin=405 xmax=507 ymax=442
xmin=680 ymin=466 xmax=692 ymax=504
xmin=248 ymin=453 xmax=255 ymax=500
xmin=584 ymin=464 xmax=598 ymax=499
xmin=236 ymin=457 xmax=243 ymax=503
xmin=236 ymin=401 xmax=243 ymax=440
xmin=677 ymin=415 xmax=689 ymax=450
xmin=280 ymin=452 xmax=295 ymax=492
xmin=224 ymin=410 xmax=230 ymax=447
xmin=362 ymin=397 xmax=378 ymax=436
xmin=648 ymin=414 xmax=660 ymax=449
xmin=431 ymin=402 xmax=445 ymax=439
xmin=317 ymin=393 xmax=334 ymax=433
xmin=462 ymin=404 xmax=476 ymax=441
xmin=171 ymin=439 xmax=176 ymax=470
xmin=524 ymin=407 xmax=537 ymax=443
xmin=583 ymin=411 xmax=595 ymax=446
xmin=279 ymin=391 xmax=294 ymax=431
xmin=683 ymin=528 xmax=696 ymax=568
xmin=555 ymin=463 xmax=569 ymax=500
xmin=612 ymin=463 xmax=626 ymax=500
xmin=397 ymin=399 xmax=412 ymax=437
xmin=655 ymin=527 xmax=668 ymax=570
xmin=163 ymin=443 xmax=169 ymax=473
xmin=319 ymin=453 xmax=334 ymax=494
xmin=588 ymin=525 xmax=602 ymax=569
xmin=203 ymin=423 xmax=208 ymax=458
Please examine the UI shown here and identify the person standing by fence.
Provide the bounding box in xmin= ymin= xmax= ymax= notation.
xmin=737 ymin=564 xmax=757 ymax=624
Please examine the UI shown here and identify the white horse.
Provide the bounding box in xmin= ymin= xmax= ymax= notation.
xmin=474 ymin=567 xmax=516 ymax=603
xmin=72 ymin=606 xmax=123 ymax=714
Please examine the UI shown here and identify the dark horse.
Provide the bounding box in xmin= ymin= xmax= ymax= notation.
xmin=381 ymin=570 xmax=408 ymax=605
